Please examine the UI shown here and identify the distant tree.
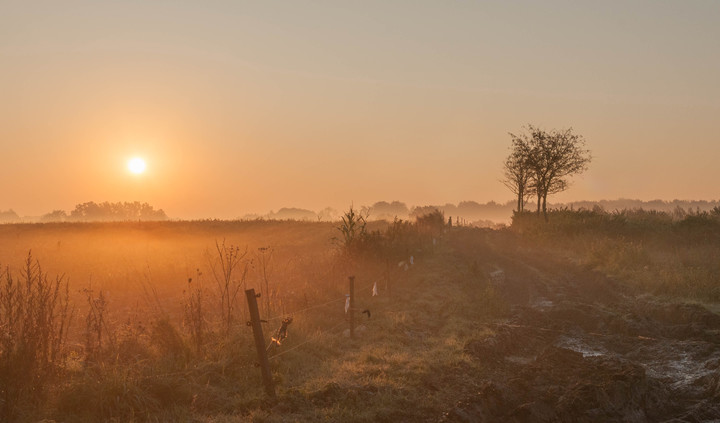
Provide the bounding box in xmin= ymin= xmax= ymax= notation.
xmin=41 ymin=210 xmax=68 ymax=222
xmin=410 ymin=205 xmax=442 ymax=220
xmin=69 ymin=202 xmax=103 ymax=220
xmin=369 ymin=201 xmax=409 ymax=220
xmin=0 ymin=209 xmax=21 ymax=223
xmin=317 ymin=207 xmax=338 ymax=221
xmin=504 ymin=125 xmax=591 ymax=220
xmin=69 ymin=201 xmax=167 ymax=221
xmin=269 ymin=207 xmax=317 ymax=221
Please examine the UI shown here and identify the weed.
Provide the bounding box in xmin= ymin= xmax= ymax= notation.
xmin=182 ymin=270 xmax=205 ymax=356
xmin=82 ymin=285 xmax=111 ymax=362
xmin=0 ymin=252 xmax=73 ymax=421
xmin=336 ymin=205 xmax=368 ymax=255
xmin=209 ymin=240 xmax=249 ymax=338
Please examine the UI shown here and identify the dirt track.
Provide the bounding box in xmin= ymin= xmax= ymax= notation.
xmin=443 ymin=230 xmax=720 ymax=422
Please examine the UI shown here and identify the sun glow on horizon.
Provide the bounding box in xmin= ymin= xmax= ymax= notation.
xmin=128 ymin=157 xmax=147 ymax=174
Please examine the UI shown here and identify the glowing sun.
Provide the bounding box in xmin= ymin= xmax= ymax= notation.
xmin=128 ymin=157 xmax=147 ymax=174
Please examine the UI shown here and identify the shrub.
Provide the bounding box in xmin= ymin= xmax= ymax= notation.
xmin=336 ymin=205 xmax=368 ymax=255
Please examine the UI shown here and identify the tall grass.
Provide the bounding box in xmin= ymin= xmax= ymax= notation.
xmin=0 ymin=252 xmax=73 ymax=421
xmin=208 ymin=241 xmax=249 ymax=338
xmin=510 ymin=207 xmax=720 ymax=300
xmin=0 ymin=217 xmax=496 ymax=421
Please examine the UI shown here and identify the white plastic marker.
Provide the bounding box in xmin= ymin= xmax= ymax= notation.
xmin=410 ymin=256 xmax=414 ymax=265
xmin=345 ymin=295 xmax=350 ymax=313
xmin=372 ymin=282 xmax=378 ymax=297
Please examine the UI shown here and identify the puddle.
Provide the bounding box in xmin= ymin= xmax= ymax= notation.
xmin=556 ymin=336 xmax=605 ymax=357
xmin=642 ymin=351 xmax=716 ymax=389
xmin=532 ymin=297 xmax=554 ymax=310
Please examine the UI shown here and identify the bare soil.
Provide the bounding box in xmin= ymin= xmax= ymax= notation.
xmin=443 ymin=230 xmax=720 ymax=422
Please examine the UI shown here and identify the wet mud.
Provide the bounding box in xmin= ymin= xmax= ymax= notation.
xmin=444 ymin=231 xmax=720 ymax=422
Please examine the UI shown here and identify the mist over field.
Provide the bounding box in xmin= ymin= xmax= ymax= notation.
xmin=2 ymin=205 xmax=720 ymax=421
xmin=3 ymin=1 xmax=720 ymax=421
xmin=4 ymin=198 xmax=720 ymax=227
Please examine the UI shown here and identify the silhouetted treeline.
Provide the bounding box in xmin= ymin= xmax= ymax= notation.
xmin=363 ymin=201 xmax=515 ymax=225
xmin=5 ymin=198 xmax=719 ymax=224
xmin=42 ymin=201 xmax=168 ymax=222
xmin=369 ymin=199 xmax=720 ymax=226
xmin=0 ymin=209 xmax=21 ymax=223
xmin=240 ymin=201 xmax=514 ymax=225
xmin=562 ymin=199 xmax=720 ymax=214
xmin=265 ymin=207 xmax=318 ymax=221
xmin=236 ymin=199 xmax=720 ymax=225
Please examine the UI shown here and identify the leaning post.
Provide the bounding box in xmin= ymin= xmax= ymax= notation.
xmin=245 ymin=288 xmax=275 ymax=398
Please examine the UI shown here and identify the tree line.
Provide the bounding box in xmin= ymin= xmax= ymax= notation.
xmin=0 ymin=202 xmax=168 ymax=223
xmin=47 ymin=201 xmax=168 ymax=222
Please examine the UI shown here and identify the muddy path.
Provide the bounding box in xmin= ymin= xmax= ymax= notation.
xmin=443 ymin=229 xmax=720 ymax=422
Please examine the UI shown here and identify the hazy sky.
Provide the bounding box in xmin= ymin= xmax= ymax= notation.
xmin=2 ymin=1 xmax=719 ymax=219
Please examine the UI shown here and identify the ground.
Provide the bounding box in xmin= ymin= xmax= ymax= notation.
xmin=2 ymin=222 xmax=719 ymax=422
xmin=440 ymin=229 xmax=720 ymax=422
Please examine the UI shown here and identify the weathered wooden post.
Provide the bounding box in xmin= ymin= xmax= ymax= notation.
xmin=349 ymin=276 xmax=355 ymax=339
xmin=245 ymin=288 xmax=275 ymax=398
xmin=385 ymin=259 xmax=391 ymax=298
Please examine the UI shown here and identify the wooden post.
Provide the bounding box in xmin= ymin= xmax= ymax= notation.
xmin=349 ymin=276 xmax=355 ymax=339
xmin=385 ymin=259 xmax=391 ymax=298
xmin=245 ymin=288 xmax=275 ymax=398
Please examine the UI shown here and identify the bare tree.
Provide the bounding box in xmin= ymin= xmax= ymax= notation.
xmin=532 ymin=126 xmax=591 ymax=219
xmin=502 ymin=134 xmax=534 ymax=212
xmin=504 ymin=125 xmax=591 ymax=220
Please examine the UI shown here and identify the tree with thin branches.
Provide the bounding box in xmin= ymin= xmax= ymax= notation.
xmin=502 ymin=135 xmax=534 ymax=213
xmin=503 ymin=125 xmax=591 ymax=220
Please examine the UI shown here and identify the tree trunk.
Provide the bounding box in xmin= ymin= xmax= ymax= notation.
xmin=542 ymin=193 xmax=548 ymax=222
xmin=517 ymin=190 xmax=523 ymax=212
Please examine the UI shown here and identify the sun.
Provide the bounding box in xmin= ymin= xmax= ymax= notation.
xmin=128 ymin=157 xmax=147 ymax=174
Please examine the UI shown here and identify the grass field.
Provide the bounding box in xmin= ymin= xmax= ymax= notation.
xmin=1 ymin=209 xmax=719 ymax=422
xmin=510 ymin=207 xmax=720 ymax=301
xmin=1 ymin=217 xmax=499 ymax=422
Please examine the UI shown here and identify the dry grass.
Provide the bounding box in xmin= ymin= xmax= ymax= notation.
xmin=509 ymin=208 xmax=720 ymax=301
xmin=3 ymin=210 xmax=717 ymax=421
xmin=0 ymin=217 xmax=508 ymax=422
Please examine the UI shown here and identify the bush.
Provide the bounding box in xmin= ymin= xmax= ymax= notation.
xmin=336 ymin=206 xmax=368 ymax=255
xmin=336 ymin=207 xmax=446 ymax=260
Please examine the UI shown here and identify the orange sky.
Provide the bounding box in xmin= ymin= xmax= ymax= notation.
xmin=2 ymin=1 xmax=719 ymax=219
